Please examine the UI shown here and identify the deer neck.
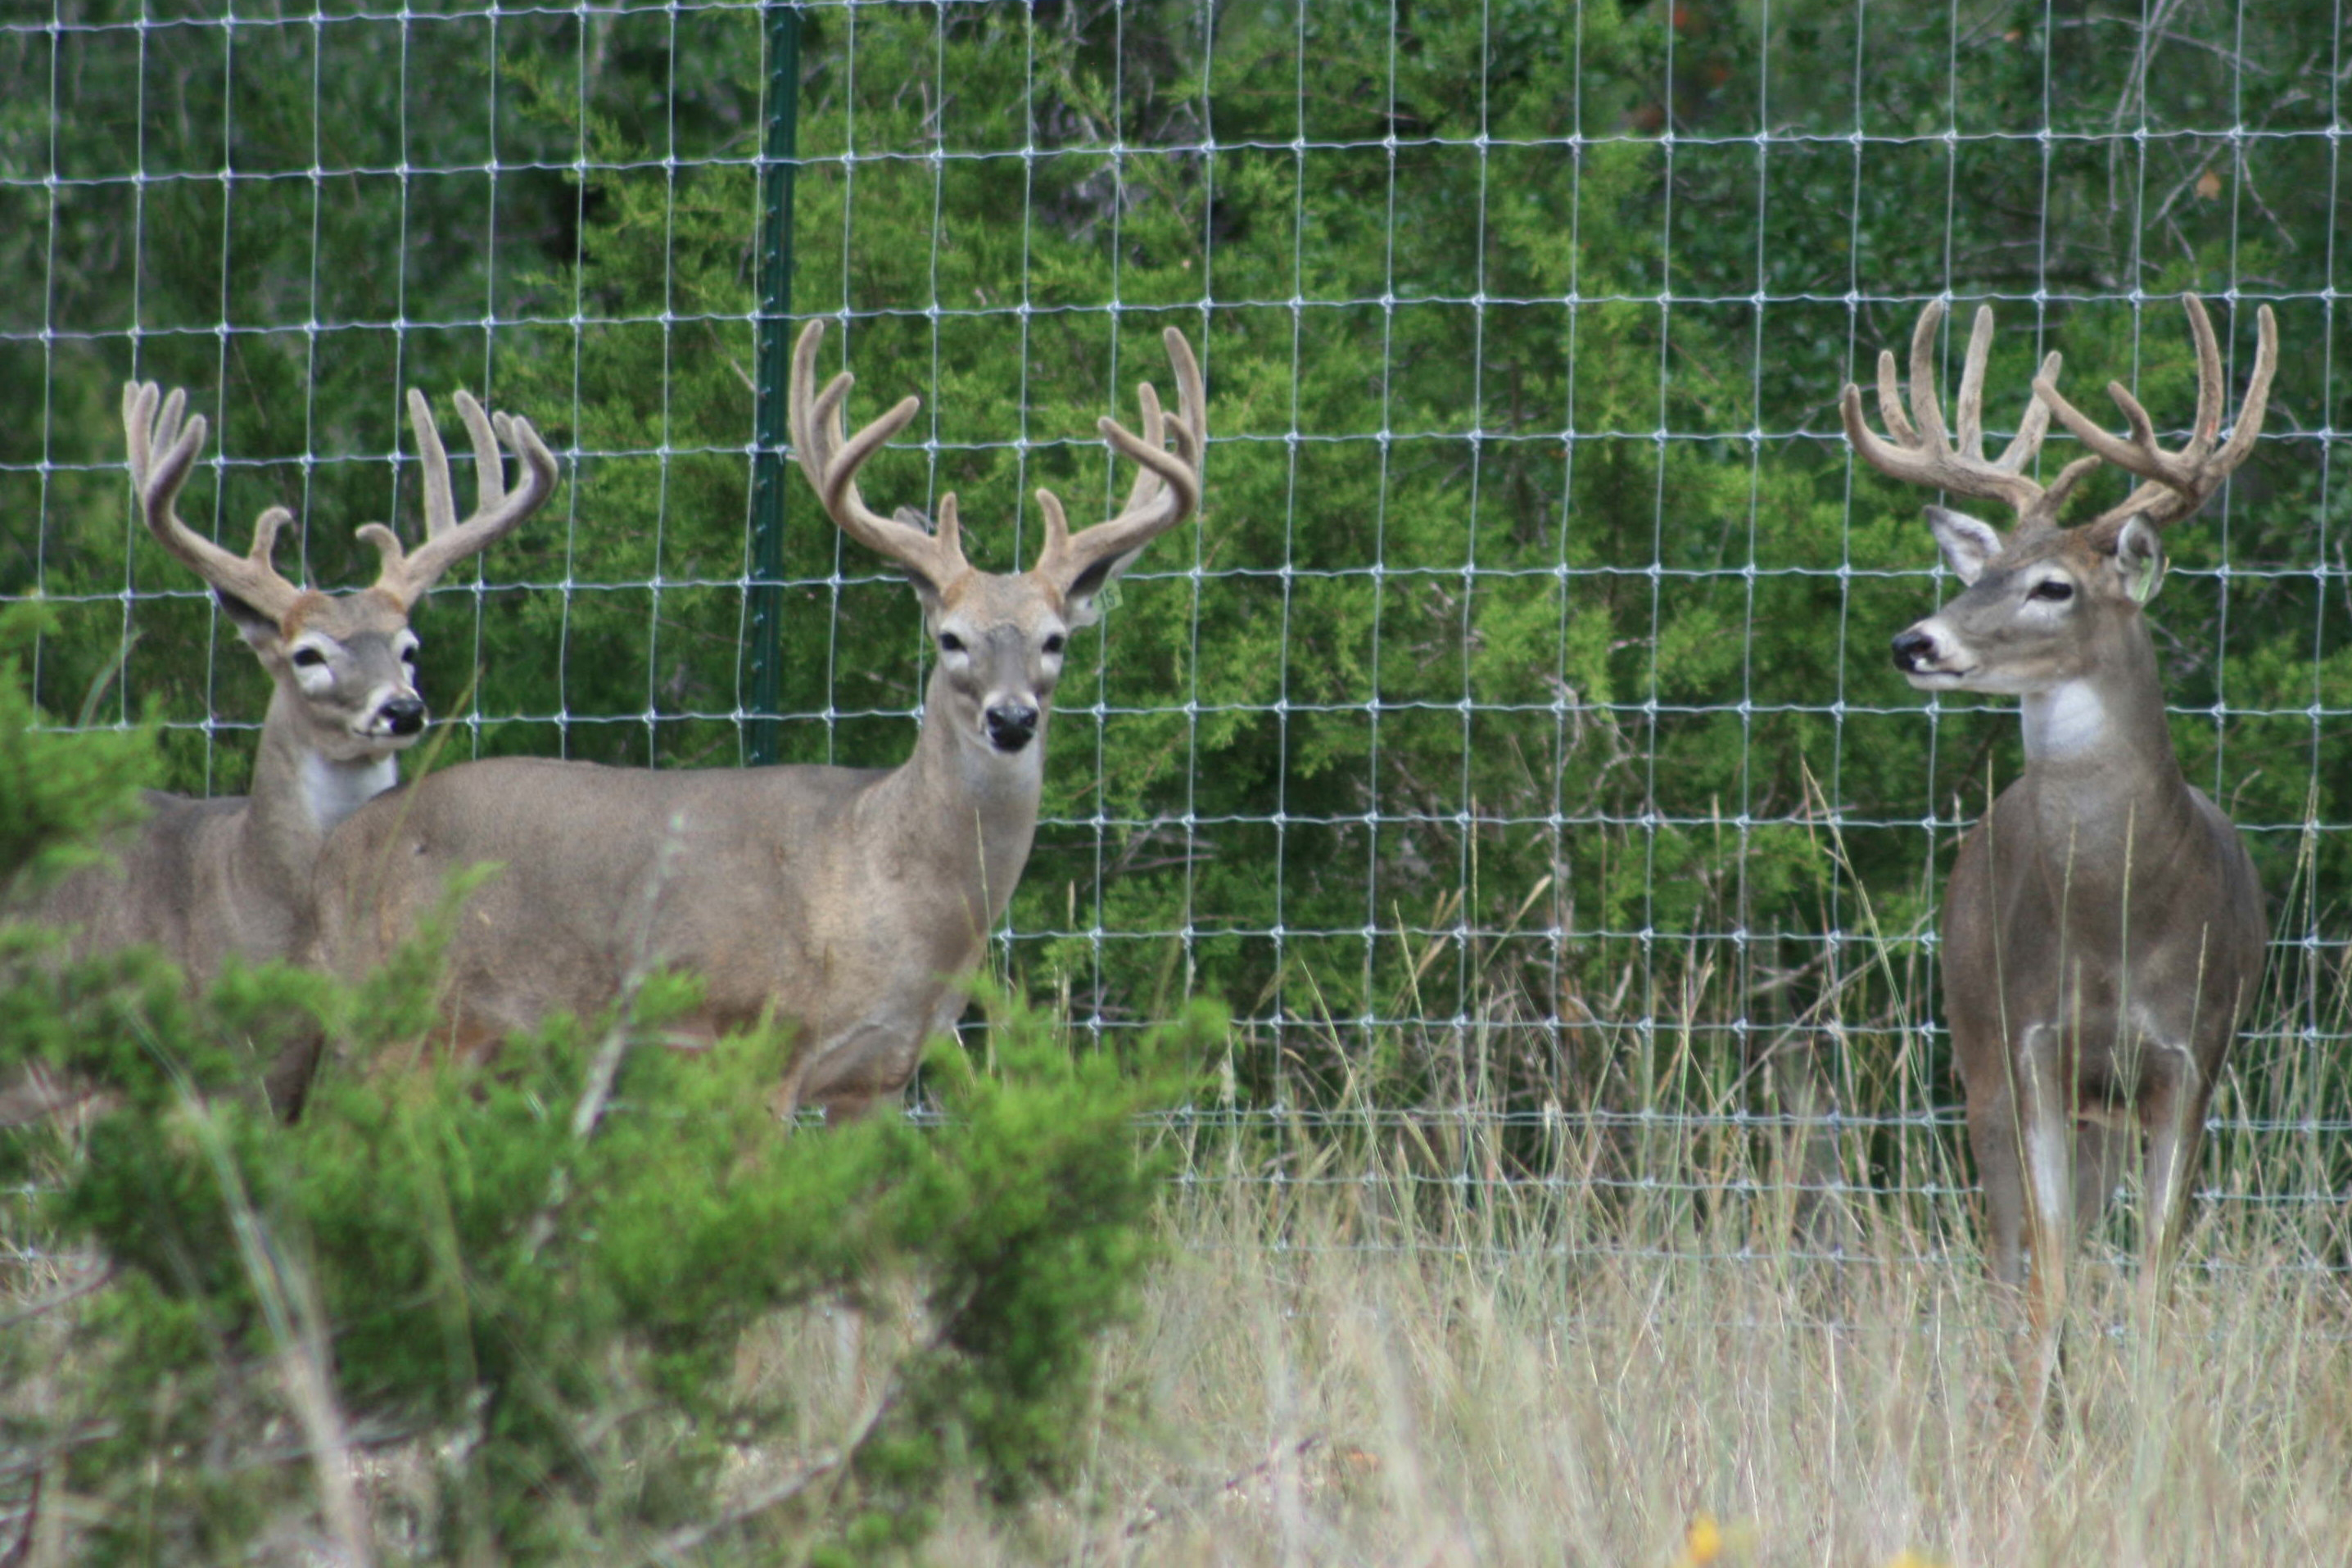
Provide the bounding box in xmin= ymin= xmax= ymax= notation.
xmin=2013 ymin=621 xmax=2198 ymax=882
xmin=240 ymin=685 xmax=400 ymax=898
xmin=883 ymin=669 xmax=1045 ymax=929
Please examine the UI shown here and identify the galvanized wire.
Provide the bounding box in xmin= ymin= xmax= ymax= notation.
xmin=2 ymin=0 xmax=2346 ymax=1242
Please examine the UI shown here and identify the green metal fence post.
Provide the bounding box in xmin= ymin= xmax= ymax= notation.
xmin=745 ymin=0 xmax=801 ymax=766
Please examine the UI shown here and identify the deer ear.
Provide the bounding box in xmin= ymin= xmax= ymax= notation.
xmin=902 ymin=568 xmax=948 ymax=618
xmin=2110 ymin=514 xmax=2168 ymax=604
xmin=891 ymin=506 xmax=950 ymax=615
xmin=1061 ymin=546 xmax=1142 ymax=630
xmin=1925 ymin=505 xmax=2003 ymax=585
xmin=215 ymin=585 xmax=284 ymax=653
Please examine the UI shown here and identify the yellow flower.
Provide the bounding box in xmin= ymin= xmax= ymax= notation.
xmin=1884 ymin=1554 xmax=1947 ymax=1568
xmin=1675 ymin=1512 xmax=1725 ymax=1567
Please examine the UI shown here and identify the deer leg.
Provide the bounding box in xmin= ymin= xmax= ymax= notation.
xmin=774 ymin=1019 xmax=923 ymax=1125
xmin=2136 ymin=1043 xmax=2205 ymax=1313
xmin=2014 ymin=1025 xmax=2074 ymax=1421
xmin=812 ymin=1091 xmax=881 ymax=1124
xmin=262 ymin=1031 xmax=326 ymax=1123
xmin=806 ymin=1048 xmax=919 ymax=1123
xmin=1965 ymin=1086 xmax=2028 ymax=1288
xmin=768 ymin=1028 xmax=857 ymax=1123
xmin=768 ymin=1058 xmax=814 ymax=1125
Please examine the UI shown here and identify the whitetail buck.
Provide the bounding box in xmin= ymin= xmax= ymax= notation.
xmin=1844 ymin=294 xmax=2275 ymax=1408
xmin=25 ymin=380 xmax=556 ymax=979
xmin=292 ymin=320 xmax=1205 ymax=1120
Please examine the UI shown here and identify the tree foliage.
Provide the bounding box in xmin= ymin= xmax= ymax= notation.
xmin=5 ymin=0 xmax=2345 ymax=1105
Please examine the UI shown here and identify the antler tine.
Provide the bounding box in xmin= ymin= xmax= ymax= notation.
xmin=1036 ymin=328 xmax=1208 ymax=588
xmin=787 ymin=319 xmax=963 ymax=588
xmin=1906 ymin=301 xmax=1953 ymax=454
xmin=1114 ymin=378 xmax=1168 ymax=518
xmin=363 ymin=389 xmax=559 ymax=608
xmin=121 ymin=380 xmax=305 ymax=620
xmin=1841 ymin=300 xmax=2079 ymax=533
xmin=2209 ymin=300 xmax=2277 ymax=472
xmin=2039 ymin=295 xmax=2280 ymax=546
xmin=1952 ymin=305 xmax=1996 ymax=458
xmin=1872 ymin=344 xmax=1916 ymax=448
xmin=1989 ymin=350 xmax=2062 ymax=472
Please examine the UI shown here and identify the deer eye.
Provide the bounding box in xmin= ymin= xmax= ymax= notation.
xmin=400 ymin=644 xmax=419 ymax=665
xmin=2029 ymin=579 xmax=2075 ymax=602
xmin=938 ymin=632 xmax=966 ymax=655
xmin=1042 ymin=633 xmax=1065 ymax=656
xmin=292 ymin=647 xmax=328 ymax=668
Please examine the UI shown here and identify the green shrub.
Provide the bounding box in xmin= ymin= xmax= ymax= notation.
xmin=0 ymin=639 xmax=1217 ymax=1561
xmin=0 ymin=601 xmax=153 ymax=897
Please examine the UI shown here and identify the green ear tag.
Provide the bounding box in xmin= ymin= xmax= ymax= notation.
xmin=1093 ymin=579 xmax=1123 ymax=615
xmin=2133 ymin=550 xmax=2164 ymax=603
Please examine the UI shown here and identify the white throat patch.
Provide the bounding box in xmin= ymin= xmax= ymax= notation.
xmin=302 ymin=752 xmax=399 ymax=834
xmin=2020 ymin=680 xmax=2109 ymax=761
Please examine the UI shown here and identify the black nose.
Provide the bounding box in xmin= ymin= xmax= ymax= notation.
xmin=382 ymin=697 xmax=427 ymax=735
xmin=1889 ymin=629 xmax=1937 ymax=673
xmin=984 ymin=703 xmax=1039 ymax=752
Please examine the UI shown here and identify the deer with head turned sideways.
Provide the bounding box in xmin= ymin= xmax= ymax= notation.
xmin=25 ymin=381 xmax=555 ymax=977
xmin=290 ymin=320 xmax=1206 ymax=1122
xmin=1844 ymin=294 xmax=2275 ymax=1411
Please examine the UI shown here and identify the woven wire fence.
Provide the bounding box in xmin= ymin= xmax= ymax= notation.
xmin=2 ymin=0 xmax=2348 ymax=1258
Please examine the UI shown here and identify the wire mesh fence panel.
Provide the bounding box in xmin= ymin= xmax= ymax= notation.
xmin=3 ymin=0 xmax=2347 ymax=1252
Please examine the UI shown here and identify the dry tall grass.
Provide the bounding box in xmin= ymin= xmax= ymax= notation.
xmin=879 ymin=858 xmax=2352 ymax=1566
xmin=896 ymin=1123 xmax=2352 ymax=1567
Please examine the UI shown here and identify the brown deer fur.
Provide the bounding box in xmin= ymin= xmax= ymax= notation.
xmin=287 ymin=323 xmax=1206 ymax=1121
xmin=1848 ymin=295 xmax=2275 ymax=1412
